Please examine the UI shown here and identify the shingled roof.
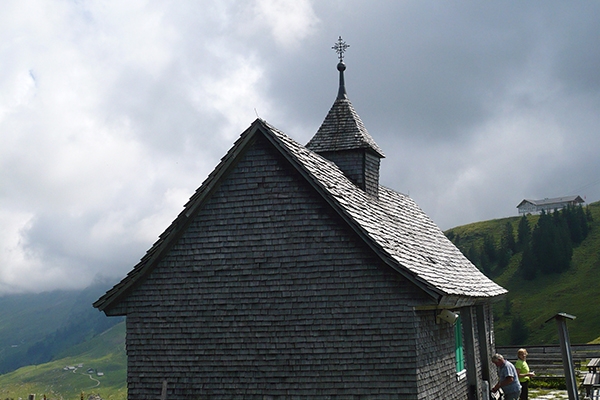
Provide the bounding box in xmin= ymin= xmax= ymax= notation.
xmin=306 ymin=60 xmax=384 ymax=158
xmin=306 ymin=96 xmax=385 ymax=157
xmin=264 ymin=120 xmax=505 ymax=303
xmin=95 ymin=119 xmax=506 ymax=312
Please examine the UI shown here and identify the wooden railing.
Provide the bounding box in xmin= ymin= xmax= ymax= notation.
xmin=496 ymin=344 xmax=600 ymax=378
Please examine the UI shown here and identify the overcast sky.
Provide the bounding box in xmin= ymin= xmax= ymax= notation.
xmin=2 ymin=1 xmax=599 ymax=295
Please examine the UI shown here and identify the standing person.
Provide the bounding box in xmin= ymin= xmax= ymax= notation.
xmin=492 ymin=353 xmax=522 ymax=400
xmin=515 ymin=348 xmax=535 ymax=400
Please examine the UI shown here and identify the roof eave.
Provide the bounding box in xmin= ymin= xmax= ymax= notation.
xmin=438 ymin=291 xmax=507 ymax=308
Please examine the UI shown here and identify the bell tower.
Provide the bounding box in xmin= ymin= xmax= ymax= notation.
xmin=306 ymin=37 xmax=385 ymax=197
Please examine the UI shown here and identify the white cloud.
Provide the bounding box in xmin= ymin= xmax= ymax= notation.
xmin=250 ymin=0 xmax=320 ymax=48
xmin=0 ymin=0 xmax=299 ymax=294
xmin=192 ymin=52 xmax=270 ymax=140
xmin=0 ymin=210 xmax=36 ymax=290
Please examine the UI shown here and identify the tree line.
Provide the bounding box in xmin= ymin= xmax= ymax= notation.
xmin=447 ymin=205 xmax=593 ymax=280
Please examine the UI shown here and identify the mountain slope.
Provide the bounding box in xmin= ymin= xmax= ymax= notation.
xmin=445 ymin=200 xmax=600 ymax=345
xmin=0 ymin=290 xmax=79 ymax=372
xmin=0 ymin=281 xmax=123 ymax=374
xmin=0 ymin=321 xmax=126 ymax=400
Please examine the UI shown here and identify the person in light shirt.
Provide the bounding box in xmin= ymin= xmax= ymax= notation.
xmin=492 ymin=353 xmax=522 ymax=400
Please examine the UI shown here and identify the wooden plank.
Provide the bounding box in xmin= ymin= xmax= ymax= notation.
xmin=583 ymin=373 xmax=595 ymax=386
xmin=583 ymin=372 xmax=600 ymax=399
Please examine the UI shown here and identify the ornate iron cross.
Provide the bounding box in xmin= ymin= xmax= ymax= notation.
xmin=332 ymin=36 xmax=349 ymax=61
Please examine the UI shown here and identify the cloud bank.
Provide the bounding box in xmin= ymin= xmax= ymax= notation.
xmin=1 ymin=1 xmax=599 ymax=294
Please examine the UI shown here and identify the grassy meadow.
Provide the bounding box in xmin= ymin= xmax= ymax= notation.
xmin=0 ymin=322 xmax=126 ymax=400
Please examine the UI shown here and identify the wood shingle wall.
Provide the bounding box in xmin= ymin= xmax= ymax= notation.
xmin=116 ymin=136 xmax=466 ymax=399
xmin=319 ymin=150 xmax=381 ymax=197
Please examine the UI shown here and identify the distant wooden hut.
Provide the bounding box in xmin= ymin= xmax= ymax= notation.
xmin=517 ymin=195 xmax=584 ymax=215
xmin=95 ymin=49 xmax=506 ymax=399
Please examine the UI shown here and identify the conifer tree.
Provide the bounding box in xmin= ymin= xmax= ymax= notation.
xmin=576 ymin=204 xmax=589 ymax=240
xmin=497 ymin=246 xmax=511 ymax=272
xmin=500 ymin=221 xmax=516 ymax=254
xmin=532 ymin=210 xmax=553 ymax=274
xmin=497 ymin=221 xmax=515 ymax=271
xmin=531 ymin=210 xmax=572 ymax=274
xmin=517 ymin=215 xmax=531 ymax=252
xmin=553 ymin=210 xmax=572 ymax=272
xmin=479 ymin=244 xmax=492 ymax=276
xmin=564 ymin=205 xmax=583 ymax=244
xmin=519 ymin=241 xmax=537 ymax=280
xmin=482 ymin=233 xmax=497 ymax=263
xmin=586 ymin=205 xmax=593 ymax=222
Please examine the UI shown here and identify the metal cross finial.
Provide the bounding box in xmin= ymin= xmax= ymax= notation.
xmin=332 ymin=36 xmax=349 ymax=61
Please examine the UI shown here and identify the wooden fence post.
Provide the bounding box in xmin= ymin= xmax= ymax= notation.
xmin=546 ymin=312 xmax=579 ymax=400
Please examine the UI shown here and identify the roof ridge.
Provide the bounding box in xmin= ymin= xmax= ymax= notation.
xmin=96 ymin=119 xmax=505 ymax=312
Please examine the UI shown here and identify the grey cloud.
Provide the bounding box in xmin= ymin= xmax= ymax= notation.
xmin=1 ymin=1 xmax=599 ymax=294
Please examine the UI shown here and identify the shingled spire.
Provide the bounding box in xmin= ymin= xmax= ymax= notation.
xmin=306 ymin=36 xmax=385 ymax=197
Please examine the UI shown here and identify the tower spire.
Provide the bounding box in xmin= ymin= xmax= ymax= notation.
xmin=306 ymin=36 xmax=384 ymax=197
xmin=332 ymin=36 xmax=349 ymax=99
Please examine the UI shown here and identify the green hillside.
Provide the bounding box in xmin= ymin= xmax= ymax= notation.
xmin=0 ymin=322 xmax=126 ymax=400
xmin=446 ymin=200 xmax=600 ymax=345
xmin=0 ymin=282 xmax=122 ymax=375
xmin=0 ymin=290 xmax=81 ymax=373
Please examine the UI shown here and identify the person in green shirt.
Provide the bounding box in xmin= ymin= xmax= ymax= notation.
xmin=515 ymin=348 xmax=535 ymax=400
